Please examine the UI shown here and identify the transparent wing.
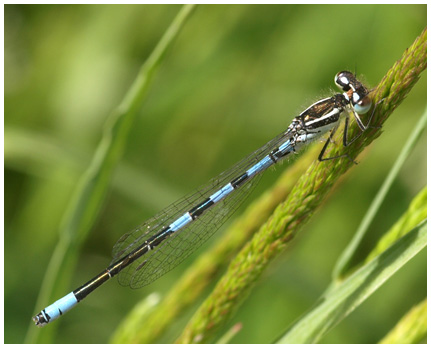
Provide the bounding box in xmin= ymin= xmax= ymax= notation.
xmin=111 ymin=129 xmax=292 ymax=288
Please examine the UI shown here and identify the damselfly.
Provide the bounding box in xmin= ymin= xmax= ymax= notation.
xmin=33 ymin=71 xmax=372 ymax=327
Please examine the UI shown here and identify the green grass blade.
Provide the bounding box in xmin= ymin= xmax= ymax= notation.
xmin=276 ymin=220 xmax=426 ymax=344
xmin=365 ymin=186 xmax=426 ymax=263
xmin=332 ymin=108 xmax=427 ymax=280
xmin=216 ymin=323 xmax=244 ymax=344
xmin=278 ymin=185 xmax=426 ymax=343
xmin=174 ymin=28 xmax=426 ymax=344
xmin=379 ymin=298 xmax=427 ymax=344
xmin=25 ymin=5 xmax=196 ymax=343
xmin=108 ymin=293 xmax=161 ymax=344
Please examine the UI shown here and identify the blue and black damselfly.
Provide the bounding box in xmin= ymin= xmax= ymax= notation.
xmin=33 ymin=71 xmax=373 ymax=327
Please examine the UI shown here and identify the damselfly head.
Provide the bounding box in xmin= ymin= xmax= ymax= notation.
xmin=335 ymin=71 xmax=372 ymax=115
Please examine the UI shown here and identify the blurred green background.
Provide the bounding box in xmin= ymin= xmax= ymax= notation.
xmin=5 ymin=4 xmax=426 ymax=344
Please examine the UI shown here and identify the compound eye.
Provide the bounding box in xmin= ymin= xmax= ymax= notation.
xmin=354 ymin=95 xmax=372 ymax=115
xmin=334 ymin=71 xmax=351 ymax=91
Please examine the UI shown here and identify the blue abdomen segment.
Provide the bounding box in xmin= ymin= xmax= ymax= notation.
xmin=278 ymin=140 xmax=293 ymax=154
xmin=38 ymin=292 xmax=78 ymax=326
xmin=246 ymin=155 xmax=273 ymax=178
xmin=169 ymin=213 xmax=193 ymax=231
xmin=210 ymin=183 xmax=234 ymax=203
